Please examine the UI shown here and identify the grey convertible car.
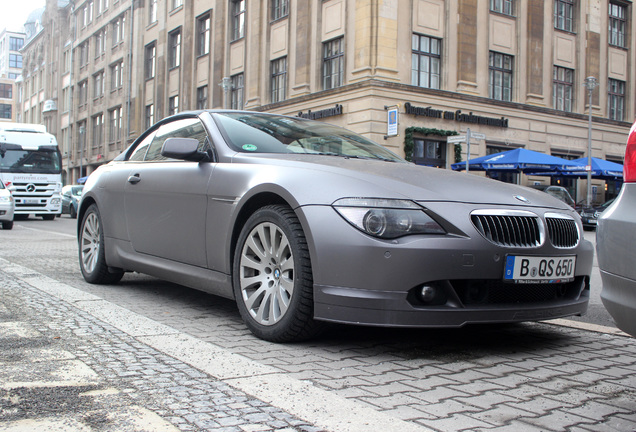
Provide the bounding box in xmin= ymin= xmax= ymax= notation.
xmin=78 ymin=111 xmax=593 ymax=342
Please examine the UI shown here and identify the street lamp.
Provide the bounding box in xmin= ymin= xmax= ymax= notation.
xmin=583 ymin=76 xmax=599 ymax=208
xmin=79 ymin=125 xmax=85 ymax=183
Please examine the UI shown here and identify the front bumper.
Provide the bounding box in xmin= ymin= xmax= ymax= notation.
xmin=0 ymin=203 xmax=14 ymax=222
xmin=300 ymin=204 xmax=594 ymax=327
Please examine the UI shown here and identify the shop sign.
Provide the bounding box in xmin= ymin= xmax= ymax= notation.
xmin=404 ymin=102 xmax=509 ymax=128
xmin=297 ymin=104 xmax=343 ymax=120
xmin=386 ymin=106 xmax=399 ymax=137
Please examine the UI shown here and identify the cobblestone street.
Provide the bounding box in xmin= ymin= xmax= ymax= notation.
xmin=1 ymin=220 xmax=635 ymax=431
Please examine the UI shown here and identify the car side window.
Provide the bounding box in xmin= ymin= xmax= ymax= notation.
xmin=128 ymin=131 xmax=156 ymax=161
xmin=144 ymin=118 xmax=210 ymax=162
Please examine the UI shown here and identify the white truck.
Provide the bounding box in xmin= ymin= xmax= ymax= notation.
xmin=0 ymin=123 xmax=62 ymax=220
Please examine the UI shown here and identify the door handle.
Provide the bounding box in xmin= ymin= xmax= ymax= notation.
xmin=127 ymin=174 xmax=141 ymax=184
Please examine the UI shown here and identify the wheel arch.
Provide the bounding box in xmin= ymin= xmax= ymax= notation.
xmin=76 ymin=196 xmax=97 ymax=238
xmin=229 ymin=192 xmax=291 ymax=275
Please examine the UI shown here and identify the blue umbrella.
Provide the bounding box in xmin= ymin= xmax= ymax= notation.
xmin=557 ymin=157 xmax=623 ymax=179
xmin=451 ymin=148 xmax=579 ymax=173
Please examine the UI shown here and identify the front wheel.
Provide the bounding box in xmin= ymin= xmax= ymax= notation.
xmin=233 ymin=205 xmax=323 ymax=342
xmin=79 ymin=204 xmax=124 ymax=284
xmin=70 ymin=205 xmax=77 ymax=219
xmin=42 ymin=214 xmax=56 ymax=221
xmin=2 ymin=221 xmax=13 ymax=230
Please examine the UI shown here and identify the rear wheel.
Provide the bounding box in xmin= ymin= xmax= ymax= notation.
xmin=2 ymin=221 xmax=13 ymax=230
xmin=79 ymin=204 xmax=124 ymax=284
xmin=233 ymin=205 xmax=323 ymax=342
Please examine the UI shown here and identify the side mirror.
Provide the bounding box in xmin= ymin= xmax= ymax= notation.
xmin=161 ymin=137 xmax=212 ymax=162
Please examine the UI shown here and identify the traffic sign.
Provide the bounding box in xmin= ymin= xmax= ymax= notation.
xmin=447 ymin=135 xmax=466 ymax=143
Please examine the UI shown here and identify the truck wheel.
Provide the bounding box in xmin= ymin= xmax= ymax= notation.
xmin=2 ymin=221 xmax=13 ymax=230
xmin=79 ymin=204 xmax=124 ymax=284
xmin=42 ymin=214 xmax=56 ymax=221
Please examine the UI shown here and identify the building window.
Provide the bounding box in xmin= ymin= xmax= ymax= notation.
xmin=63 ymin=50 xmax=71 ymax=73
xmin=553 ymin=66 xmax=574 ymax=112
xmin=196 ymin=13 xmax=210 ymax=56
xmin=490 ymin=0 xmax=514 ymax=15
xmin=93 ymin=71 xmax=104 ymax=98
xmin=413 ymin=139 xmax=446 ymax=168
xmin=145 ymin=42 xmax=156 ymax=79
xmin=92 ymin=113 xmax=104 ymax=147
xmin=411 ymin=34 xmax=441 ymax=89
xmin=231 ymin=74 xmax=244 ymax=110
xmin=609 ymin=3 xmax=627 ymax=48
xmin=145 ymin=104 xmax=154 ymax=129
xmin=608 ymin=79 xmax=625 ymax=121
xmin=231 ymin=0 xmax=246 ymax=41
xmin=169 ymin=95 xmax=179 ymax=115
xmin=489 ymin=52 xmax=513 ymax=101
xmin=271 ymin=57 xmax=287 ymax=103
xmin=272 ymin=0 xmax=288 ymax=21
xmin=0 ymin=104 xmax=11 ymax=119
xmin=323 ymin=37 xmax=344 ymax=90
xmin=110 ymin=60 xmax=124 ymax=90
xmin=0 ymin=83 xmax=12 ymax=99
xmin=109 ymin=107 xmax=122 ymax=143
xmin=168 ymin=28 xmax=181 ymax=69
xmin=196 ymin=86 xmax=208 ymax=109
xmin=149 ymin=0 xmax=157 ymax=24
xmin=79 ymin=42 xmax=89 ymax=67
xmin=9 ymin=53 xmax=23 ymax=69
xmin=79 ymin=80 xmax=88 ymax=106
xmin=112 ymin=15 xmax=126 ymax=46
xmin=95 ymin=28 xmax=106 ymax=57
xmin=9 ymin=37 xmax=24 ymax=51
xmin=554 ymin=0 xmax=574 ymax=32
xmin=171 ymin=0 xmax=183 ymax=10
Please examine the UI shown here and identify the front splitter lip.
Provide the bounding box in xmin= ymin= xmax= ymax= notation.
xmin=313 ymin=284 xmax=589 ymax=328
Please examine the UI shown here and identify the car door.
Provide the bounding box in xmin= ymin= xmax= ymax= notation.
xmin=124 ymin=117 xmax=214 ymax=268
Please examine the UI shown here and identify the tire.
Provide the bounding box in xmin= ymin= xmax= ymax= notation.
xmin=79 ymin=204 xmax=124 ymax=284
xmin=42 ymin=214 xmax=56 ymax=221
xmin=233 ymin=205 xmax=323 ymax=342
xmin=70 ymin=205 xmax=77 ymax=219
xmin=2 ymin=221 xmax=13 ymax=230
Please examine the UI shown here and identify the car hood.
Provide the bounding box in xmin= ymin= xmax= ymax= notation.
xmin=231 ymin=154 xmax=572 ymax=210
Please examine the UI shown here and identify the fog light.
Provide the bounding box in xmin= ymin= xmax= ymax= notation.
xmin=419 ymin=285 xmax=437 ymax=302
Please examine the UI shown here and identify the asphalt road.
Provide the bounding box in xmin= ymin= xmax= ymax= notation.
xmin=13 ymin=213 xmax=618 ymax=330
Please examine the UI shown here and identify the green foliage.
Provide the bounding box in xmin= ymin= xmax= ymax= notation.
xmin=403 ymin=127 xmax=461 ymax=163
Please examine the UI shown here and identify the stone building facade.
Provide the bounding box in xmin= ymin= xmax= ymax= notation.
xmin=18 ymin=0 xmax=635 ymax=203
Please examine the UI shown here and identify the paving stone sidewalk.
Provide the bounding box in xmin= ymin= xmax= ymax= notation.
xmin=0 ymin=271 xmax=321 ymax=432
xmin=1 ymin=223 xmax=636 ymax=432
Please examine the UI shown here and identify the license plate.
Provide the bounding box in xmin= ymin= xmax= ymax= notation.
xmin=504 ymin=255 xmax=576 ymax=283
xmin=23 ymin=199 xmax=40 ymax=204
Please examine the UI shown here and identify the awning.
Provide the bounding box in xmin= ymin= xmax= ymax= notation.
xmin=451 ymin=148 xmax=580 ymax=174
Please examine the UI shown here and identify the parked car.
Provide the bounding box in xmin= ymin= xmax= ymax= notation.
xmin=62 ymin=185 xmax=84 ymax=219
xmin=77 ymin=111 xmax=593 ymax=342
xmin=530 ymin=185 xmax=576 ymax=208
xmin=597 ymin=120 xmax=636 ymax=337
xmin=579 ymin=199 xmax=614 ymax=230
xmin=0 ymin=179 xmax=14 ymax=230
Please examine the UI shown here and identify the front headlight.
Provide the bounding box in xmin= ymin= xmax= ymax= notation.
xmin=333 ymin=198 xmax=446 ymax=239
xmin=0 ymin=195 xmax=11 ymax=203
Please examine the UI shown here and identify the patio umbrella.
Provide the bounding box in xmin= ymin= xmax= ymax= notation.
xmin=451 ymin=148 xmax=579 ymax=174
xmin=557 ymin=157 xmax=623 ymax=179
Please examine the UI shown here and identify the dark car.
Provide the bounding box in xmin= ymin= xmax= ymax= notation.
xmin=62 ymin=185 xmax=83 ymax=218
xmin=597 ymin=120 xmax=636 ymax=337
xmin=77 ymin=110 xmax=593 ymax=342
xmin=579 ymin=199 xmax=614 ymax=230
xmin=530 ymin=185 xmax=576 ymax=208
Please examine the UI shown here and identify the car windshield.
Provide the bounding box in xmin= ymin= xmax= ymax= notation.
xmin=213 ymin=112 xmax=404 ymax=162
